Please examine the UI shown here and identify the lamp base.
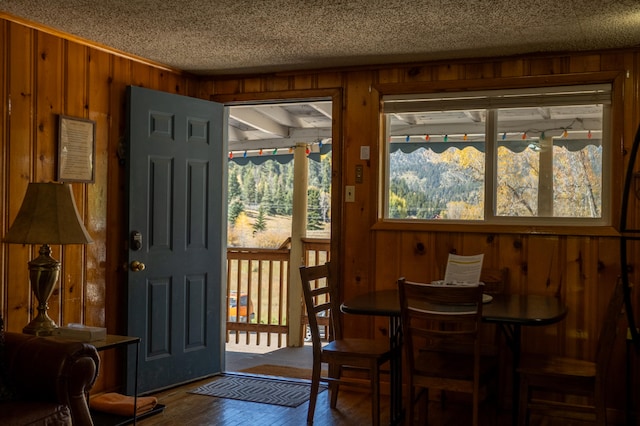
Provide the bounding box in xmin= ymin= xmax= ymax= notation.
xmin=23 ymin=314 xmax=58 ymax=336
xmin=23 ymin=244 xmax=61 ymax=336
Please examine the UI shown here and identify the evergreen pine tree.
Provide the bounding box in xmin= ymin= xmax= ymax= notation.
xmin=307 ymin=187 xmax=323 ymax=230
xmin=253 ymin=205 xmax=267 ymax=234
xmin=228 ymin=198 xmax=245 ymax=224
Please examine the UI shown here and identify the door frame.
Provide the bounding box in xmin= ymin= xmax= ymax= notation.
xmin=212 ymin=88 xmax=344 ymax=349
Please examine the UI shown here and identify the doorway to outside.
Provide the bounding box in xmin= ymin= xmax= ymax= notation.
xmin=223 ymin=98 xmax=333 ymax=378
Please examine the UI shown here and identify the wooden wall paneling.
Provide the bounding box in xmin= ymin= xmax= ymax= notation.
xmin=35 ymin=32 xmax=63 ymax=181
xmin=519 ymin=236 xmax=564 ymax=354
xmin=497 ymin=234 xmax=522 ymax=293
xmin=292 ymin=74 xmax=314 ymax=91
xmin=209 ymin=78 xmax=240 ymax=96
xmin=83 ymin=47 xmax=113 ymax=395
xmin=242 ymin=77 xmax=265 ymax=93
xmin=35 ymin=32 xmax=66 ymax=328
xmin=596 ymin=236 xmax=627 ymax=407
xmin=368 ymin=230 xmax=401 ymax=340
xmin=375 ymin=231 xmax=401 ymax=288
xmin=86 ymin=47 xmax=112 ymax=328
xmin=0 ymin=19 xmax=7 ymax=320
xmin=62 ymin=40 xmax=90 ymax=328
xmin=568 ymin=54 xmax=601 ymax=73
xmin=432 ymin=232 xmax=464 ymax=277
xmin=403 ymin=64 xmax=433 ymax=83
xmin=105 ymin=53 xmax=131 ymax=334
xmin=460 ymin=233 xmax=499 ymax=266
xmin=150 ymin=69 xmax=182 ymax=95
xmin=528 ymin=55 xmax=570 ymax=76
xmin=524 ymin=236 xmax=562 ymax=295
xmin=5 ymin=23 xmax=35 ymax=332
xmin=376 ymin=68 xmax=400 ymax=85
xmin=342 ymin=71 xmax=376 ymax=300
xmin=498 ymin=58 xmax=525 ymax=78
xmin=423 ymin=232 xmax=440 ymax=281
xmin=129 ymin=61 xmax=154 ymax=90
xmin=266 ymin=75 xmax=289 ymax=91
xmin=100 ymin=54 xmax=133 ymax=395
xmin=563 ymin=236 xmax=596 ymax=358
xmin=601 ymin=50 xmax=630 ymax=73
xmin=263 ymin=75 xmax=289 ymax=92
xmin=433 ymin=62 xmax=465 ymax=82
xmin=316 ymin=72 xmax=343 ymax=89
xmin=464 ymin=61 xmax=496 ymax=80
xmin=398 ymin=231 xmax=431 ymax=283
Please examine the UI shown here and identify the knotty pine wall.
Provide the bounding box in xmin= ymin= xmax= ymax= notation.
xmin=0 ymin=17 xmax=197 ymax=394
xmin=2 ymin=16 xmax=640 ymax=416
xmin=206 ymin=54 xmax=640 ymax=417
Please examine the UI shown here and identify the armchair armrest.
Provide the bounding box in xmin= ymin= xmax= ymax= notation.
xmin=4 ymin=332 xmax=100 ymax=426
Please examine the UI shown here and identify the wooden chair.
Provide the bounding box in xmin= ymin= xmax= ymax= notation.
xmin=398 ymin=278 xmax=497 ymax=426
xmin=299 ymin=262 xmax=394 ymax=425
xmin=434 ymin=268 xmax=509 ymax=407
xmin=480 ymin=267 xmax=509 ymax=296
xmin=517 ymin=277 xmax=625 ymax=425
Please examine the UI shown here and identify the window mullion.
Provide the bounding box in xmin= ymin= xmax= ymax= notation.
xmin=538 ymin=134 xmax=554 ymax=216
xmin=485 ymin=110 xmax=497 ymax=221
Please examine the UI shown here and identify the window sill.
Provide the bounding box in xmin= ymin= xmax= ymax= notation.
xmin=372 ymin=220 xmax=621 ymax=237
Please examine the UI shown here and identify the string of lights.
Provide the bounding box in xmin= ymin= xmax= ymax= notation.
xmin=228 ymin=139 xmax=327 ymax=159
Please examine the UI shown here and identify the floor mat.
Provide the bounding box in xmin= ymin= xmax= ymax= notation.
xmin=189 ymin=373 xmax=326 ymax=408
xmin=239 ymin=364 xmax=327 ymax=380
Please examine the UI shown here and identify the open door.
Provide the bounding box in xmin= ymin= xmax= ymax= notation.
xmin=125 ymin=86 xmax=226 ymax=393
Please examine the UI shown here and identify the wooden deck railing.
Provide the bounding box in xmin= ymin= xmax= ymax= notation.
xmin=226 ymin=238 xmax=330 ymax=348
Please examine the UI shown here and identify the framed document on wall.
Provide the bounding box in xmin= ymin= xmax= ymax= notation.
xmin=58 ymin=115 xmax=96 ymax=183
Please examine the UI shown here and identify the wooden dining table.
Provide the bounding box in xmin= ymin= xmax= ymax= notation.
xmin=340 ymin=289 xmax=568 ymax=425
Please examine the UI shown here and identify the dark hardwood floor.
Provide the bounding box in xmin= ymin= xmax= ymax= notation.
xmin=135 ymin=376 xmax=597 ymax=426
xmin=132 ymin=337 xmax=599 ymax=425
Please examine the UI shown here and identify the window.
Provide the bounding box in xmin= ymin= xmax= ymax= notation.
xmin=381 ymin=84 xmax=611 ymax=226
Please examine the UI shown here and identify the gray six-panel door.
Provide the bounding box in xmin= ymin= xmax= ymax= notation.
xmin=125 ymin=85 xmax=225 ymax=393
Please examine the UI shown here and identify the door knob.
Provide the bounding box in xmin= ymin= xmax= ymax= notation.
xmin=130 ymin=260 xmax=146 ymax=272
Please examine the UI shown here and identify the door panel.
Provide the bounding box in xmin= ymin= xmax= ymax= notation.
xmin=126 ymin=85 xmax=225 ymax=393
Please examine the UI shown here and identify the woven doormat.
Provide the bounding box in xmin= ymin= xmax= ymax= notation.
xmin=189 ymin=373 xmax=326 ymax=408
xmin=239 ymin=364 xmax=327 ymax=381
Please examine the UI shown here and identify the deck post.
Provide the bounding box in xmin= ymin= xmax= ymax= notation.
xmin=288 ymin=143 xmax=309 ymax=347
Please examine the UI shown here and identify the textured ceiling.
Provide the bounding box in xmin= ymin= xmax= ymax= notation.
xmin=2 ymin=1 xmax=640 ymax=76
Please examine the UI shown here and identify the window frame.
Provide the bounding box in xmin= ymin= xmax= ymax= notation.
xmin=373 ymin=73 xmax=624 ymax=236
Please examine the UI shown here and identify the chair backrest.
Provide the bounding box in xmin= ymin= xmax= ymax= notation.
xmin=479 ymin=267 xmax=509 ymax=295
xmin=299 ymin=262 xmax=340 ymax=355
xmin=595 ymin=277 xmax=625 ymax=382
xmin=398 ymin=278 xmax=485 ymax=372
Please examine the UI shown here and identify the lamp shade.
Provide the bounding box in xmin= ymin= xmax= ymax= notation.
xmin=3 ymin=182 xmax=93 ymax=245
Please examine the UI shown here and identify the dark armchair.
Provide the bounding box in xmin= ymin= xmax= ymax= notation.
xmin=0 ymin=332 xmax=100 ymax=426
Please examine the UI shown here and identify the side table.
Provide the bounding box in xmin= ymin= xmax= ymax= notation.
xmin=50 ymin=334 xmax=164 ymax=425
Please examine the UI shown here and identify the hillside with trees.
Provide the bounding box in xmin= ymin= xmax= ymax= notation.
xmin=227 ymin=154 xmax=332 ymax=247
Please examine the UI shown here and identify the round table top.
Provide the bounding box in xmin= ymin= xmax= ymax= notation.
xmin=340 ymin=289 xmax=568 ymax=326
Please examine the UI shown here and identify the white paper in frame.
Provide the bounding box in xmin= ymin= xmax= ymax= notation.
xmin=58 ymin=115 xmax=96 ymax=183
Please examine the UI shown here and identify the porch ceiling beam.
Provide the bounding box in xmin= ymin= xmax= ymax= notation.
xmin=230 ymin=108 xmax=289 ymax=137
xmin=228 ymin=128 xmax=333 ymax=151
xmin=252 ymin=105 xmax=304 ymax=128
xmin=309 ymin=102 xmax=332 ymax=119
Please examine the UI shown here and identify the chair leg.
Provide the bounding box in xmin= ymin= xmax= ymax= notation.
xmin=472 ymin=382 xmax=480 ymax=426
xmin=329 ymin=363 xmax=340 ymax=409
xmin=407 ymin=383 xmax=422 ymax=426
xmin=595 ymin=388 xmax=607 ymax=426
xmin=370 ymin=363 xmax=380 ymax=426
xmin=517 ymin=375 xmax=530 ymax=426
xmin=307 ymin=362 xmax=322 ymax=424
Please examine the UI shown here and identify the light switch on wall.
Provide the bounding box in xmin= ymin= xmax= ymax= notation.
xmin=360 ymin=146 xmax=370 ymax=160
xmin=345 ymin=185 xmax=355 ymax=202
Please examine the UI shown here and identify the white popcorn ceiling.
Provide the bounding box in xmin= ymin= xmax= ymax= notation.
xmin=1 ymin=0 xmax=640 ymax=76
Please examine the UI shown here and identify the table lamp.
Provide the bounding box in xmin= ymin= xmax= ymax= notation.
xmin=3 ymin=182 xmax=93 ymax=335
